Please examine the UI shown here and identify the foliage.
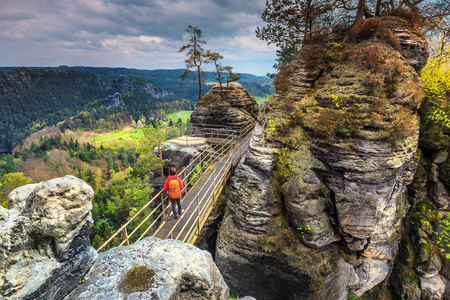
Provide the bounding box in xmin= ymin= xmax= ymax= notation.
xmin=139 ymin=123 xmax=171 ymax=179
xmin=257 ymin=0 xmax=450 ymax=74
xmin=179 ymin=25 xmax=207 ymax=101
xmin=0 ymin=172 xmax=34 ymax=208
xmin=348 ymin=291 xmax=362 ymax=300
xmin=419 ymin=31 xmax=450 ymax=150
xmin=274 ymin=147 xmax=292 ymax=179
xmin=256 ymin=0 xmax=334 ymax=71
xmin=189 ymin=161 xmax=209 ymax=186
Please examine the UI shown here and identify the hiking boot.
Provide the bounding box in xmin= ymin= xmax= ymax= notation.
xmin=179 ymin=209 xmax=184 ymax=215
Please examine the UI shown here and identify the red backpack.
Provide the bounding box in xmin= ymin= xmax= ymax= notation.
xmin=167 ymin=178 xmax=181 ymax=199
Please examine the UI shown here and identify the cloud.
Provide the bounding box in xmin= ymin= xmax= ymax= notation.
xmin=0 ymin=0 xmax=277 ymax=75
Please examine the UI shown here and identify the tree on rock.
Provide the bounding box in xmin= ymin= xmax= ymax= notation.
xmin=257 ymin=0 xmax=450 ymax=71
xmin=179 ymin=25 xmax=207 ymax=101
xmin=204 ymin=50 xmax=225 ymax=97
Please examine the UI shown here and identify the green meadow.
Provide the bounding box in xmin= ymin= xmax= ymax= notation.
xmin=166 ymin=111 xmax=193 ymax=123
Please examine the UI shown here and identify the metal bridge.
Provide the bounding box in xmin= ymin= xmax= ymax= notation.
xmin=96 ymin=121 xmax=255 ymax=252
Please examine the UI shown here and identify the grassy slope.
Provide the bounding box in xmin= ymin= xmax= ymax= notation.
xmin=166 ymin=111 xmax=193 ymax=123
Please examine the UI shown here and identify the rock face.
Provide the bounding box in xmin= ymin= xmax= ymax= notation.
xmin=149 ymin=141 xmax=209 ymax=190
xmin=216 ymin=124 xmax=358 ymax=299
xmin=104 ymin=92 xmax=126 ymax=108
xmin=143 ymin=83 xmax=176 ymax=98
xmin=0 ymin=175 xmax=97 ymax=300
xmin=216 ymin=16 xmax=429 ymax=299
xmin=66 ymin=237 xmax=229 ymax=300
xmin=190 ymin=82 xmax=259 ymax=127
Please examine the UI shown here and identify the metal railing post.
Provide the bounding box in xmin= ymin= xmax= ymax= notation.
xmin=161 ymin=193 xmax=166 ymax=220
xmin=196 ymin=195 xmax=201 ymax=233
xmin=213 ymin=167 xmax=216 ymax=204
xmin=124 ymin=227 xmax=130 ymax=245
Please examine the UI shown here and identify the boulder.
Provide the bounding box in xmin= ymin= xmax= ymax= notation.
xmin=0 ymin=176 xmax=97 ymax=300
xmin=190 ymin=82 xmax=258 ymax=127
xmin=65 ymin=237 xmax=229 ymax=300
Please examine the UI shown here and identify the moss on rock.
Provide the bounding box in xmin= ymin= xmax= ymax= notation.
xmin=118 ymin=265 xmax=155 ymax=295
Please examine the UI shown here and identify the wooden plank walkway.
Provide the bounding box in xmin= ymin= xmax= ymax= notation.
xmin=152 ymin=134 xmax=251 ymax=243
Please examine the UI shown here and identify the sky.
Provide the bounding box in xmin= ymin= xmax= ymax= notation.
xmin=0 ymin=0 xmax=278 ymax=76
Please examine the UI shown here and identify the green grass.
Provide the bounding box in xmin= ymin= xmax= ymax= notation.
xmin=166 ymin=111 xmax=193 ymax=123
xmin=74 ymin=127 xmax=144 ymax=149
xmin=253 ymin=96 xmax=267 ymax=104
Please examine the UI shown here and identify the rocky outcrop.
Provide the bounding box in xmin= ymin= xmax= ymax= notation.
xmin=216 ymin=16 xmax=429 ymax=299
xmin=384 ymin=17 xmax=429 ymax=69
xmin=104 ymin=92 xmax=125 ymax=108
xmin=143 ymin=83 xmax=176 ymax=98
xmin=0 ymin=176 xmax=97 ymax=300
xmin=216 ymin=124 xmax=358 ymax=299
xmin=190 ymin=82 xmax=259 ymax=127
xmin=66 ymin=237 xmax=229 ymax=300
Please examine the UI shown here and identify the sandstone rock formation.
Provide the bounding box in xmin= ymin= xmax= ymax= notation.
xmin=216 ymin=16 xmax=429 ymax=299
xmin=104 ymin=92 xmax=126 ymax=108
xmin=66 ymin=237 xmax=229 ymax=300
xmin=0 ymin=175 xmax=97 ymax=300
xmin=190 ymin=82 xmax=259 ymax=127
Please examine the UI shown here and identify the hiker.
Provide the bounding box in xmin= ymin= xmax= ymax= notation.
xmin=164 ymin=167 xmax=184 ymax=219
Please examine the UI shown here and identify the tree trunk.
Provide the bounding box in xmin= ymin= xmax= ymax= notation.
xmin=356 ymin=0 xmax=365 ymax=20
xmin=375 ymin=0 xmax=382 ymax=16
xmin=197 ymin=65 xmax=202 ymax=101
xmin=303 ymin=0 xmax=312 ymax=44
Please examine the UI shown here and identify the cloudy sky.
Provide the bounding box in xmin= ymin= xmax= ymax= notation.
xmin=0 ymin=0 xmax=278 ymax=75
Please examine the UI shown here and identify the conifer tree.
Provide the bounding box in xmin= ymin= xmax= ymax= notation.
xmin=179 ymin=25 xmax=207 ymax=101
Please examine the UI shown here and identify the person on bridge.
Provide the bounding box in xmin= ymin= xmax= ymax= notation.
xmin=164 ymin=167 xmax=184 ymax=219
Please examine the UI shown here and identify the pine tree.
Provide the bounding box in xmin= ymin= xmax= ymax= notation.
xmin=179 ymin=25 xmax=207 ymax=101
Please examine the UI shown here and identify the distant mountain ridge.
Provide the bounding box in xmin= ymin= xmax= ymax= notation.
xmin=0 ymin=66 xmax=272 ymax=82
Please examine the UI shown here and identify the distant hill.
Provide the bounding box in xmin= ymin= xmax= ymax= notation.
xmin=0 ymin=66 xmax=273 ymax=154
xmin=0 ymin=66 xmax=274 ymax=99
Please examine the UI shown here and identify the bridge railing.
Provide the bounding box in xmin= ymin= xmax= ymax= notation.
xmin=96 ymin=120 xmax=255 ymax=252
xmin=164 ymin=130 xmax=253 ymax=243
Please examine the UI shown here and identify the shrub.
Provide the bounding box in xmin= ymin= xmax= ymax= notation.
xmin=375 ymin=26 xmax=401 ymax=51
xmin=389 ymin=108 xmax=418 ymax=143
xmin=384 ymin=6 xmax=423 ymax=26
xmin=350 ymin=45 xmax=386 ymax=73
xmin=348 ymin=17 xmax=381 ymax=42
xmin=274 ymin=62 xmax=294 ymax=92
xmin=363 ymin=72 xmax=384 ymax=94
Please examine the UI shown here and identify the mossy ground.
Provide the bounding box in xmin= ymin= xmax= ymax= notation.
xmin=118 ymin=265 xmax=155 ymax=295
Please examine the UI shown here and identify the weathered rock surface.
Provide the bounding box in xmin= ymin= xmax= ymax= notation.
xmin=216 ymin=16 xmax=430 ymax=299
xmin=216 ymin=124 xmax=358 ymax=299
xmin=0 ymin=175 xmax=97 ymax=300
xmin=66 ymin=237 xmax=229 ymax=300
xmin=190 ymin=82 xmax=259 ymax=127
xmin=384 ymin=16 xmax=429 ymax=69
xmin=104 ymin=92 xmax=125 ymax=108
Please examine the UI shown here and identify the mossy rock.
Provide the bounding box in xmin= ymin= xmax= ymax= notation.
xmin=439 ymin=158 xmax=450 ymax=187
xmin=419 ymin=122 xmax=450 ymax=150
xmin=118 ymin=265 xmax=155 ymax=295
